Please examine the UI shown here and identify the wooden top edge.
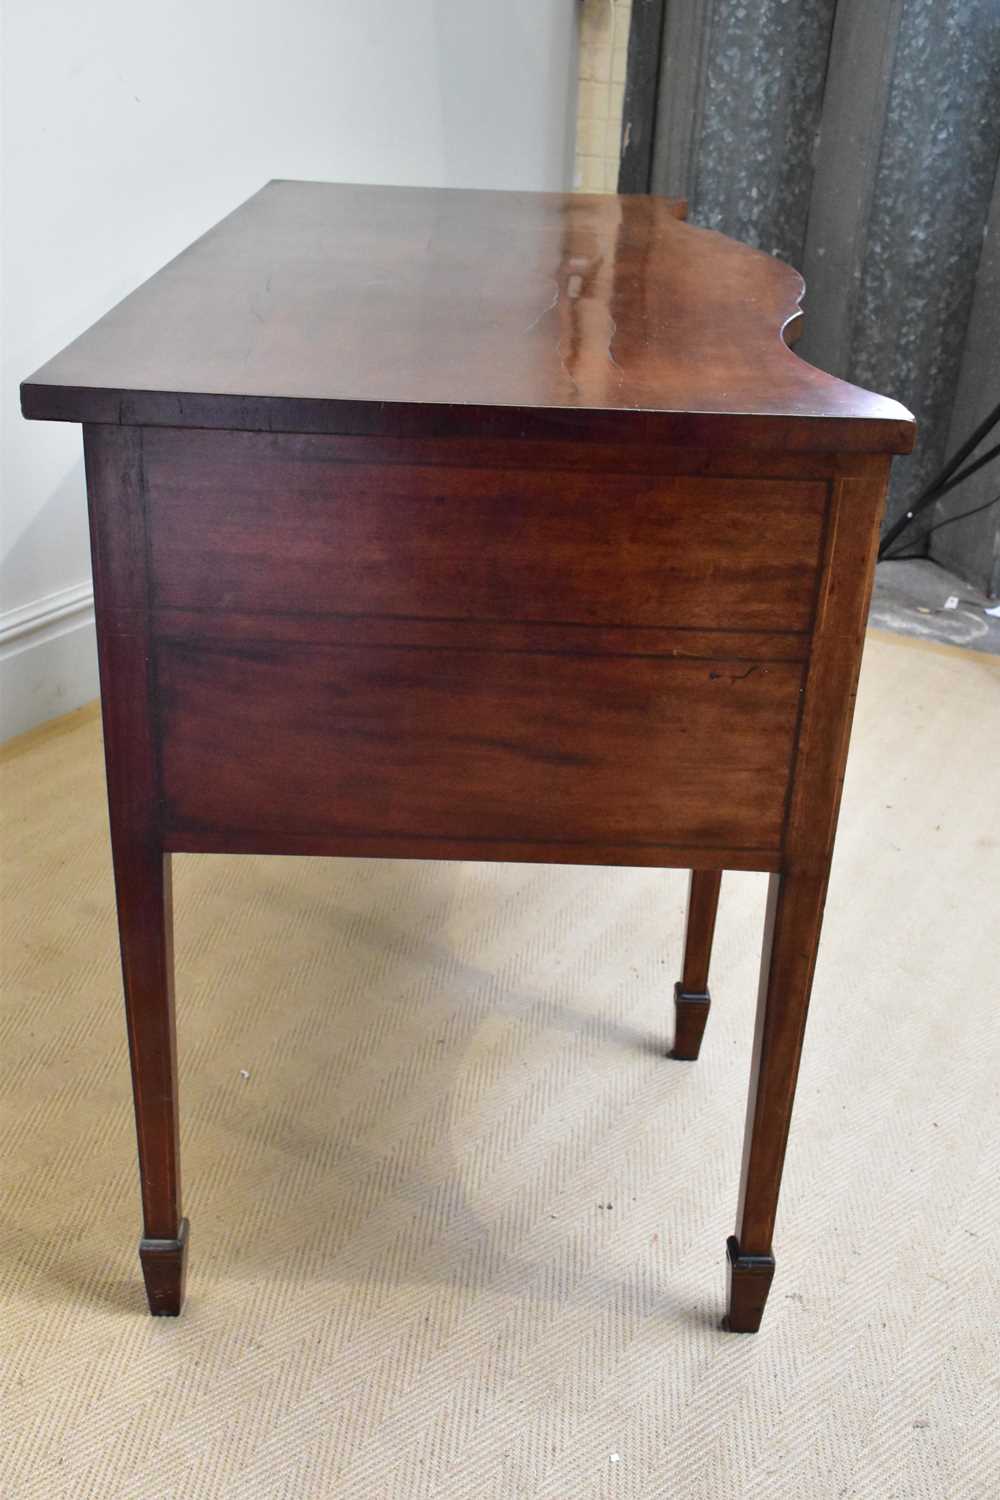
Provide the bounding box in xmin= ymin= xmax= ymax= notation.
xmin=21 ymin=180 xmax=916 ymax=452
xmin=18 ymin=382 xmax=915 ymax=452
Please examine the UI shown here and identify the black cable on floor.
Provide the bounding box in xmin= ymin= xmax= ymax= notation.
xmin=878 ymin=397 xmax=1000 ymax=562
xmin=881 ymin=491 xmax=1000 ymax=563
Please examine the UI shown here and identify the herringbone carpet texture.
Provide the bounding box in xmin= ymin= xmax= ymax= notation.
xmin=2 ymin=629 xmax=998 ymax=1499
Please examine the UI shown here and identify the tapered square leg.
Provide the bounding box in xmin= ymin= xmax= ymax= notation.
xmin=720 ymin=469 xmax=889 ymax=1332
xmin=671 ymin=870 xmax=722 ymax=1060
xmin=725 ymin=869 xmax=829 ymax=1333
xmin=87 ymin=425 xmax=187 ymax=1317
xmin=113 ymin=845 xmax=186 ymax=1316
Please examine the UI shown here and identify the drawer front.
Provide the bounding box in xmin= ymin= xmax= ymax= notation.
xmin=143 ymin=429 xmax=826 ymax=633
xmin=157 ymin=640 xmax=803 ymax=853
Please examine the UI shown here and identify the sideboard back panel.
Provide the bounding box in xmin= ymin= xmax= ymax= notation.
xmin=157 ymin=639 xmax=803 ymax=854
xmin=142 ymin=429 xmax=827 ymax=634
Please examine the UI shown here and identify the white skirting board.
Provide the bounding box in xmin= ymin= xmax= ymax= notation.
xmin=0 ymin=582 xmax=99 ymax=742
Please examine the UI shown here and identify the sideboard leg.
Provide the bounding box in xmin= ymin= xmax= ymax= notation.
xmin=726 ymin=869 xmax=827 ymax=1332
xmin=671 ymin=869 xmax=722 ymax=1060
xmin=117 ymin=849 xmax=187 ymax=1316
xmin=86 ymin=424 xmax=188 ymax=1316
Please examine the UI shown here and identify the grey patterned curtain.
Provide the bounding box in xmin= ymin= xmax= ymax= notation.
xmin=621 ymin=0 xmax=1000 ymax=595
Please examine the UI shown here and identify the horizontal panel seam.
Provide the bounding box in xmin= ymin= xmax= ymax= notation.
xmin=146 ymin=455 xmax=832 ymax=486
xmin=145 ymin=606 xmax=812 ymax=636
xmin=154 ymin=638 xmax=808 ymax=666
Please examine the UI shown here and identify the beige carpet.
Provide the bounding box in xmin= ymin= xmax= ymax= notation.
xmin=2 ymin=629 xmax=999 ymax=1499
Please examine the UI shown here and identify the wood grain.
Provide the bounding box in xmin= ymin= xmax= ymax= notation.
xmin=22 ymin=181 xmax=915 ymax=453
xmin=83 ymin=424 xmax=184 ymax=1312
xmin=157 ymin=640 xmax=804 ymax=853
xmin=143 ymin=429 xmax=828 ymax=632
xmin=728 ymin=467 xmax=891 ymax=1330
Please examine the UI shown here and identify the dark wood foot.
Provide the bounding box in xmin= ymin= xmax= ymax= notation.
xmin=139 ymin=1218 xmax=189 ymax=1316
xmin=725 ymin=1234 xmax=775 ymax=1332
xmin=670 ymin=982 xmax=711 ymax=1060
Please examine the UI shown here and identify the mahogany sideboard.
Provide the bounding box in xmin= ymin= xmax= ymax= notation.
xmin=21 ymin=180 xmax=915 ymax=1331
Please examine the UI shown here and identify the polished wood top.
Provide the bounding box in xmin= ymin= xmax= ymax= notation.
xmin=22 ymin=180 xmax=914 ymax=451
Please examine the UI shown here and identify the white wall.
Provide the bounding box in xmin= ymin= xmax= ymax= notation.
xmin=0 ymin=0 xmax=579 ymax=738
